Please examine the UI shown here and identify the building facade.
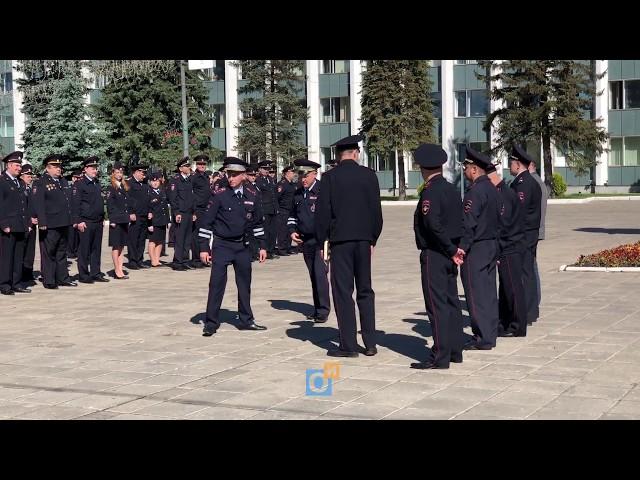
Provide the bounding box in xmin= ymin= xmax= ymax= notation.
xmin=2 ymin=60 xmax=638 ymax=193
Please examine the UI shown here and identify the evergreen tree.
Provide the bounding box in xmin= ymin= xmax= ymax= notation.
xmin=478 ymin=60 xmax=608 ymax=194
xmin=360 ymin=60 xmax=436 ymax=200
xmin=235 ymin=60 xmax=308 ymax=168
xmin=26 ymin=74 xmax=109 ymax=173
xmin=93 ymin=60 xmax=220 ymax=174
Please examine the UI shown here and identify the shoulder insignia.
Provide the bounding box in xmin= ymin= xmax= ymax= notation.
xmin=518 ymin=191 xmax=525 ymax=203
xmin=422 ymin=199 xmax=430 ymax=215
xmin=214 ymin=187 xmax=227 ymax=195
xmin=464 ymin=199 xmax=473 ymax=213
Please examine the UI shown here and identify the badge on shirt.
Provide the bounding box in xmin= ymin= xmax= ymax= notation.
xmin=277 ymin=186 xmax=282 ymax=193
xmin=244 ymin=201 xmax=254 ymax=206
xmin=464 ymin=199 xmax=473 ymax=213
xmin=422 ymin=199 xmax=430 ymax=215
xmin=310 ymin=204 xmax=316 ymax=213
xmin=309 ymin=196 xmax=317 ymax=200
xmin=500 ymin=204 xmax=505 ymax=216
xmin=171 ymin=183 xmax=176 ymax=191
xmin=518 ymin=191 xmax=525 ymax=203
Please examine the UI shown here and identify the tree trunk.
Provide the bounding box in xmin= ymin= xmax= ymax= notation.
xmin=398 ymin=150 xmax=407 ymax=201
xmin=541 ymin=132 xmax=553 ymax=196
xmin=270 ymin=61 xmax=277 ymax=165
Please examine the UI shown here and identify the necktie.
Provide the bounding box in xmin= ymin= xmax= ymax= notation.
xmin=304 ymin=188 xmax=309 ymax=199
xmin=236 ymin=191 xmax=242 ymax=200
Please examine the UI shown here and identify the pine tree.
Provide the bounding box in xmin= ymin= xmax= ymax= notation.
xmin=360 ymin=60 xmax=436 ymax=200
xmin=93 ymin=60 xmax=220 ymax=174
xmin=235 ymin=60 xmax=308 ymax=168
xmin=478 ymin=60 xmax=608 ymax=194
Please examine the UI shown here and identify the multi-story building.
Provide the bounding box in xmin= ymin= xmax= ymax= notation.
xmin=1 ymin=60 xmax=637 ymax=193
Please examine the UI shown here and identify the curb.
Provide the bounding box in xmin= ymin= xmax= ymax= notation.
xmin=383 ymin=197 xmax=640 ymax=206
xmin=559 ymin=264 xmax=640 ymax=272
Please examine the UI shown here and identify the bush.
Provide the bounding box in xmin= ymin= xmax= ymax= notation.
xmin=574 ymin=241 xmax=640 ymax=267
xmin=552 ymin=172 xmax=567 ymax=197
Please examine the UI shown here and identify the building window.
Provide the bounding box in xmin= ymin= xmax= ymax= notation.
xmin=320 ymin=97 xmax=350 ymax=123
xmin=0 ymin=71 xmax=12 ymax=94
xmin=609 ymin=138 xmax=623 ymax=166
xmin=455 ymin=60 xmax=477 ymax=65
xmin=455 ymin=89 xmax=489 ymax=117
xmin=320 ymin=147 xmax=333 ymax=165
xmin=94 ymin=75 xmax=108 ymax=89
xmin=625 ymin=80 xmax=640 ymax=109
xmin=0 ymin=114 xmax=14 ymax=137
xmin=625 ymin=136 xmax=640 ymax=166
xmin=431 ymin=93 xmax=442 ymax=118
xmin=430 ymin=60 xmax=441 ymax=67
xmin=610 ymin=81 xmax=623 ymax=110
xmin=456 ymin=142 xmax=490 ymax=164
xmin=212 ymin=104 xmax=226 ymax=129
xmin=320 ymin=60 xmax=349 ymax=74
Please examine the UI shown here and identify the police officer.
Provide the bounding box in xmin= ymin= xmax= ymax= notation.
xmin=509 ymin=145 xmax=542 ymax=325
xmin=126 ymin=164 xmax=150 ymax=270
xmin=66 ymin=170 xmax=83 ymax=259
xmin=147 ymin=172 xmax=170 ymax=267
xmin=191 ymin=154 xmax=211 ymax=268
xmin=106 ymin=161 xmax=133 ymax=280
xmin=19 ymin=163 xmax=38 ymax=285
xmin=198 ymin=158 xmax=268 ymax=336
xmin=244 ymin=164 xmax=262 ymax=262
xmin=486 ymin=163 xmax=527 ymax=337
xmin=167 ymin=157 xmax=196 ymax=271
xmin=276 ymin=164 xmax=296 ymax=256
xmin=255 ymin=160 xmax=278 ymax=259
xmin=288 ymin=159 xmax=331 ymax=323
xmin=458 ymin=146 xmax=501 ymax=350
xmin=315 ymin=135 xmax=383 ymax=357
xmin=213 ymin=165 xmax=229 ymax=192
xmin=31 ymin=154 xmax=77 ymax=289
xmin=72 ymin=156 xmax=109 ymax=284
xmin=0 ymin=151 xmax=31 ymax=295
xmin=409 ymin=144 xmax=465 ymax=369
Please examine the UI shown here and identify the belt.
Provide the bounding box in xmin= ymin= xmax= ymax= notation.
xmin=213 ymin=235 xmax=244 ymax=243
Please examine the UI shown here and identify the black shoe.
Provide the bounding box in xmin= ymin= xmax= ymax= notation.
xmin=464 ymin=342 xmax=493 ymax=351
xmin=43 ymin=284 xmax=58 ymax=289
xmin=93 ymin=276 xmax=110 ymax=283
xmin=59 ymin=281 xmax=78 ymax=287
xmin=498 ymin=331 xmax=516 ymax=338
xmin=238 ymin=322 xmax=267 ymax=331
xmin=314 ymin=316 xmax=328 ymax=324
xmin=276 ymin=251 xmax=290 ymax=256
xmin=114 ymin=274 xmax=129 ymax=280
xmin=1 ymin=289 xmax=15 ymax=295
xmin=127 ymin=264 xmax=140 ymax=270
xmin=363 ymin=346 xmax=377 ymax=356
xmin=12 ymin=287 xmax=31 ymax=294
xmin=202 ymin=327 xmax=217 ymax=337
xmin=139 ymin=264 xmax=151 ymax=269
xmin=79 ymin=279 xmax=95 ymax=284
xmin=410 ymin=361 xmax=449 ymax=370
xmin=327 ymin=349 xmax=359 ymax=358
xmin=306 ymin=313 xmax=317 ymax=320
xmin=450 ymin=356 xmax=463 ymax=364
xmin=172 ymin=265 xmax=187 ymax=271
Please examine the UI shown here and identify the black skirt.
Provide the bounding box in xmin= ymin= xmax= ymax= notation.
xmin=149 ymin=225 xmax=167 ymax=244
xmin=108 ymin=222 xmax=129 ymax=247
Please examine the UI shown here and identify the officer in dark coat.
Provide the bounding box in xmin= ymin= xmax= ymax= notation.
xmin=410 ymin=144 xmax=465 ymax=369
xmin=72 ymin=156 xmax=109 ymax=284
xmin=288 ymin=159 xmax=331 ymax=322
xmin=191 ymin=154 xmax=211 ymax=268
xmin=244 ymin=164 xmax=262 ymax=261
xmin=276 ymin=164 xmax=296 ymax=256
xmin=509 ymin=145 xmax=542 ymax=325
xmin=486 ymin=163 xmax=528 ymax=337
xmin=167 ymin=157 xmax=196 ymax=271
xmin=126 ymin=164 xmax=150 ymax=269
xmin=66 ymin=170 xmax=82 ymax=259
xmin=255 ymin=160 xmax=278 ymax=258
xmin=0 ymin=151 xmax=31 ymax=294
xmin=19 ymin=163 xmax=38 ymax=285
xmin=31 ymin=154 xmax=77 ymax=289
xmin=197 ymin=158 xmax=268 ymax=336
xmin=147 ymin=172 xmax=170 ymax=267
xmin=458 ymin=146 xmax=501 ymax=350
xmin=315 ymin=135 xmax=383 ymax=357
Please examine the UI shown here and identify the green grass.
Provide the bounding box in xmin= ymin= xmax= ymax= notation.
xmin=558 ymin=192 xmax=640 ymax=199
xmin=381 ymin=195 xmax=420 ymax=201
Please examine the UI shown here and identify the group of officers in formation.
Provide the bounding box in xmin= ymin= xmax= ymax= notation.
xmin=0 ymin=133 xmax=546 ymax=371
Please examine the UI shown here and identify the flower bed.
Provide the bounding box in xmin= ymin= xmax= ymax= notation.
xmin=574 ymin=241 xmax=640 ymax=267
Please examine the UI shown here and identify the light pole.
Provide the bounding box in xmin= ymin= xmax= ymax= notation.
xmin=180 ymin=60 xmax=189 ymax=157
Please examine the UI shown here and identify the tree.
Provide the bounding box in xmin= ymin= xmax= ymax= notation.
xmin=360 ymin=60 xmax=436 ymax=200
xmin=25 ymin=74 xmax=109 ymax=173
xmin=93 ymin=60 xmax=220 ymax=174
xmin=235 ymin=60 xmax=308 ymax=168
xmin=478 ymin=60 xmax=608 ymax=195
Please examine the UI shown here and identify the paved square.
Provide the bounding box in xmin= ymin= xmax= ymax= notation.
xmin=1 ymin=200 xmax=639 ymax=419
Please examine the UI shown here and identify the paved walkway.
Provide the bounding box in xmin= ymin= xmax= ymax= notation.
xmin=0 ymin=201 xmax=639 ymax=419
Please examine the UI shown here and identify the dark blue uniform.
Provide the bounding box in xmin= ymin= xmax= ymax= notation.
xmin=496 ymin=179 xmax=528 ymax=337
xmin=191 ymin=170 xmax=211 ymax=264
xmin=459 ymin=174 xmax=500 ymax=348
xmin=255 ymin=173 xmax=277 ymax=255
xmin=245 ymin=181 xmax=262 ymax=261
xmin=510 ymin=170 xmax=542 ymax=324
xmin=198 ymin=186 xmax=266 ymax=332
xmin=413 ymin=174 xmax=465 ymax=367
xmin=315 ymin=160 xmax=383 ymax=353
xmin=22 ymin=181 xmax=37 ymax=283
xmin=72 ymin=175 xmax=106 ymax=281
xmin=106 ymin=183 xmax=131 ymax=248
xmin=276 ymin=178 xmax=296 ymax=254
xmin=0 ymin=171 xmax=29 ymax=293
xmin=288 ymin=179 xmax=330 ymax=320
xmin=31 ymin=173 xmax=74 ymax=287
xmin=126 ymin=176 xmax=150 ymax=268
xmin=167 ymin=173 xmax=195 ymax=269
xmin=148 ymin=187 xmax=169 ymax=245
